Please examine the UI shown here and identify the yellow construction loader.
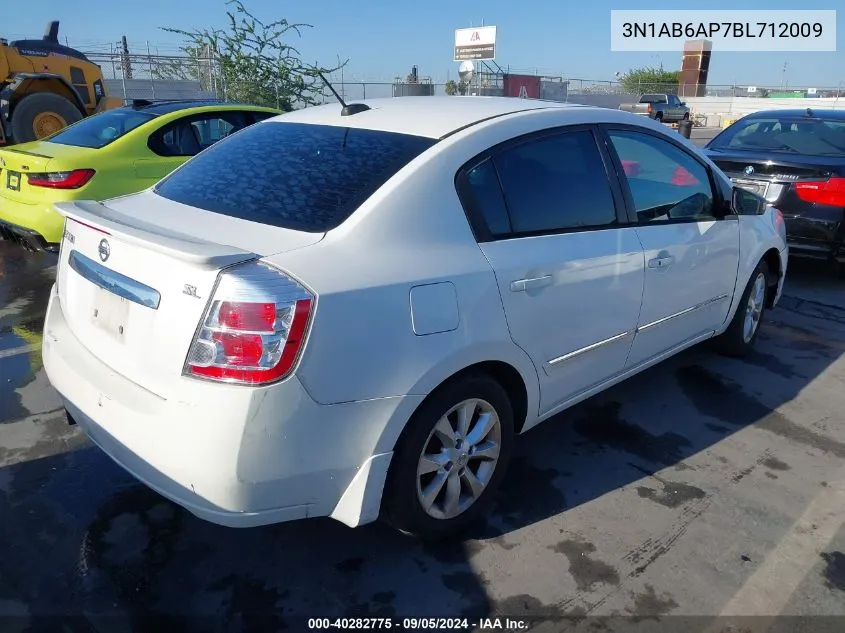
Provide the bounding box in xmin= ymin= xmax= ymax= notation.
xmin=0 ymin=21 xmax=123 ymax=145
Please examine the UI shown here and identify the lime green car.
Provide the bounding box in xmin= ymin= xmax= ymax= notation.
xmin=0 ymin=101 xmax=279 ymax=250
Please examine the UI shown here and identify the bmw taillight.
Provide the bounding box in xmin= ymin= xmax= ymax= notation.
xmin=28 ymin=169 xmax=96 ymax=189
xmin=794 ymin=177 xmax=845 ymax=207
xmin=184 ymin=261 xmax=315 ymax=385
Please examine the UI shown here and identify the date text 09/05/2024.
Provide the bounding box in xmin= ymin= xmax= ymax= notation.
xmin=307 ymin=617 xmax=529 ymax=630
xmin=621 ymin=22 xmax=824 ymax=39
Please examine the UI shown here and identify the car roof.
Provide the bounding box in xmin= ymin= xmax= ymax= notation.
xmin=273 ymin=96 xmax=591 ymax=139
xmin=122 ymin=100 xmax=276 ymax=116
xmin=741 ymin=108 xmax=845 ymax=120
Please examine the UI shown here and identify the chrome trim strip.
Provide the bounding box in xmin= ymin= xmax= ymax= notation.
xmin=69 ymin=250 xmax=161 ymax=309
xmin=548 ymin=330 xmax=631 ymax=366
xmin=637 ymin=294 xmax=729 ymax=332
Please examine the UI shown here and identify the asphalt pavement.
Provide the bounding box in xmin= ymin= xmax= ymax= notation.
xmin=1 ymin=129 xmax=845 ymax=631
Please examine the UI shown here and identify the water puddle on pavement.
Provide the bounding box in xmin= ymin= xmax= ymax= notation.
xmin=0 ymin=321 xmax=45 ymax=423
xmin=0 ymin=241 xmax=57 ymax=423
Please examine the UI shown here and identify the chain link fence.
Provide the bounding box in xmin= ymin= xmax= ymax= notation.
xmin=82 ymin=51 xmax=845 ymax=106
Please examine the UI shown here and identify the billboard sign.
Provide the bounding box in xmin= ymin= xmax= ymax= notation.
xmin=503 ymin=74 xmax=540 ymax=99
xmin=454 ymin=26 xmax=497 ymax=61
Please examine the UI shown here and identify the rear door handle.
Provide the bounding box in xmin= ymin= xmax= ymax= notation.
xmin=510 ymin=275 xmax=553 ymax=292
xmin=647 ymin=255 xmax=675 ymax=269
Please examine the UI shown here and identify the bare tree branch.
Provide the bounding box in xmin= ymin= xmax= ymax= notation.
xmin=155 ymin=0 xmax=344 ymax=110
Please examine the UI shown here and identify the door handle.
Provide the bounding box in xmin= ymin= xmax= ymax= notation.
xmin=510 ymin=275 xmax=553 ymax=292
xmin=647 ymin=255 xmax=675 ymax=269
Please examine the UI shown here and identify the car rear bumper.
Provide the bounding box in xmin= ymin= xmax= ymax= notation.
xmin=0 ymin=217 xmax=58 ymax=252
xmin=0 ymin=195 xmax=63 ymax=249
xmin=786 ymin=236 xmax=845 ymax=263
xmin=784 ymin=215 xmax=844 ymax=263
xmin=42 ymin=285 xmax=418 ymax=528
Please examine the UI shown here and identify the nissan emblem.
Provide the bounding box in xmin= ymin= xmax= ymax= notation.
xmin=98 ymin=238 xmax=111 ymax=262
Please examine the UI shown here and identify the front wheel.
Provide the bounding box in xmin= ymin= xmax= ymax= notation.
xmin=383 ymin=373 xmax=514 ymax=540
xmin=715 ymin=260 xmax=770 ymax=357
xmin=10 ymin=93 xmax=83 ymax=143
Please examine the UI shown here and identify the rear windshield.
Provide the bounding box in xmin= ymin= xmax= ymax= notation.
xmin=47 ymin=109 xmax=156 ymax=149
xmin=154 ymin=121 xmax=437 ymax=232
xmin=640 ymin=95 xmax=667 ymax=103
xmin=709 ymin=117 xmax=845 ymax=156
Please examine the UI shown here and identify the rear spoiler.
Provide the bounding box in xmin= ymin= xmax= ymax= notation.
xmin=54 ymin=200 xmax=259 ymax=269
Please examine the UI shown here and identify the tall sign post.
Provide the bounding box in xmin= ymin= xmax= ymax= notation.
xmin=454 ymin=26 xmax=497 ymax=95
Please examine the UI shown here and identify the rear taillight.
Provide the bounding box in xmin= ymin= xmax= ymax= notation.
xmin=27 ymin=169 xmax=95 ymax=189
xmin=671 ymin=165 xmax=700 ymax=186
xmin=794 ymin=177 xmax=845 ymax=207
xmin=184 ymin=261 xmax=314 ymax=385
xmin=621 ymin=160 xmax=641 ymax=177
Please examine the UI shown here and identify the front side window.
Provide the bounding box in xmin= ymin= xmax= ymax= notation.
xmin=608 ymin=130 xmax=715 ymax=222
xmin=490 ymin=129 xmax=617 ymax=235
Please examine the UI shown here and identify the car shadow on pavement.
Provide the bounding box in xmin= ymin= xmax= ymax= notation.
xmin=1 ymin=259 xmax=844 ymax=631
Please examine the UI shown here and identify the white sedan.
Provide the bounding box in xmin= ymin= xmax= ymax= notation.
xmin=42 ymin=97 xmax=788 ymax=539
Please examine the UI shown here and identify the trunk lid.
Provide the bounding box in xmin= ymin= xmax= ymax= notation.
xmin=0 ymin=142 xmax=99 ymax=203
xmin=706 ymin=149 xmax=845 ymax=243
xmin=54 ymin=195 xmax=324 ymax=397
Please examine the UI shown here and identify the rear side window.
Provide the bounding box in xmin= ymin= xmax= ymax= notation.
xmin=47 ymin=109 xmax=155 ymax=149
xmin=149 ymin=112 xmax=250 ymax=157
xmin=155 ymin=122 xmax=436 ymax=232
xmin=492 ymin=130 xmax=617 ymax=234
xmin=461 ymin=159 xmax=512 ymax=237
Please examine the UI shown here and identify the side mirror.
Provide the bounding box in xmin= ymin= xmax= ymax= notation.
xmin=732 ymin=187 xmax=766 ymax=215
xmin=679 ymin=102 xmax=687 ymax=106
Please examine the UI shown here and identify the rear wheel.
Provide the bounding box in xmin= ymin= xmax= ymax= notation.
xmin=10 ymin=93 xmax=82 ymax=143
xmin=654 ymin=112 xmax=664 ymax=123
xmin=715 ymin=260 xmax=770 ymax=357
xmin=383 ymin=373 xmax=514 ymax=540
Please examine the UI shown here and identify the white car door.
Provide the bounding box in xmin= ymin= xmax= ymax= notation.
xmin=457 ymin=126 xmax=645 ymax=416
xmin=601 ymin=127 xmax=740 ymax=368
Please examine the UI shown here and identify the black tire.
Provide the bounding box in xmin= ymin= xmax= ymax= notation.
xmin=654 ymin=112 xmax=664 ymax=123
xmin=682 ymin=112 xmax=690 ymax=120
xmin=10 ymin=93 xmax=82 ymax=143
xmin=383 ymin=372 xmax=514 ymax=540
xmin=715 ymin=260 xmax=770 ymax=357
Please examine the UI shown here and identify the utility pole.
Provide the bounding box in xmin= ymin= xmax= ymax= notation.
xmin=120 ymin=35 xmax=133 ymax=80
xmin=147 ymin=41 xmax=155 ymax=99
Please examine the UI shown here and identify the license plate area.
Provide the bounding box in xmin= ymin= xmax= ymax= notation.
xmin=731 ymin=178 xmax=769 ymax=198
xmin=90 ymin=286 xmax=130 ymax=342
xmin=6 ymin=170 xmax=21 ymax=192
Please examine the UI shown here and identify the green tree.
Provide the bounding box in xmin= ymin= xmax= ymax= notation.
xmin=444 ymin=79 xmax=469 ymax=96
xmin=618 ymin=66 xmax=681 ymax=95
xmin=157 ymin=0 xmax=344 ymax=110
